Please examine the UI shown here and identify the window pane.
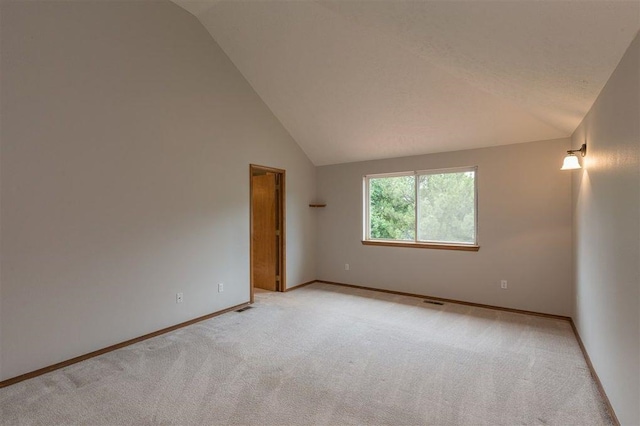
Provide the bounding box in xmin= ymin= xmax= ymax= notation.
xmin=417 ymin=171 xmax=475 ymax=244
xmin=369 ymin=175 xmax=415 ymax=241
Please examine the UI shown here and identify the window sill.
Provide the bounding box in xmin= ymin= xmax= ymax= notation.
xmin=361 ymin=240 xmax=480 ymax=252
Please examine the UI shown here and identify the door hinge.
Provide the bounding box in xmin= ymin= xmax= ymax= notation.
xmin=276 ymin=230 xmax=280 ymax=236
xmin=276 ymin=275 xmax=281 ymax=281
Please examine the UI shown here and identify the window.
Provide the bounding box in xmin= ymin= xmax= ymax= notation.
xmin=363 ymin=167 xmax=478 ymax=250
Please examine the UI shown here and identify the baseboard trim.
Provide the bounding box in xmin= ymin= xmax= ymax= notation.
xmin=284 ymin=280 xmax=317 ymax=292
xmin=0 ymin=302 xmax=249 ymax=389
xmin=2 ymin=280 xmax=316 ymax=387
xmin=316 ymin=280 xmax=571 ymax=320
xmin=317 ymin=279 xmax=618 ymax=423
xmin=569 ymin=319 xmax=620 ymax=425
xmin=1 ymin=281 xmax=620 ymax=425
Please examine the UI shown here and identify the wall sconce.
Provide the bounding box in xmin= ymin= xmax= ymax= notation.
xmin=561 ymin=142 xmax=587 ymax=170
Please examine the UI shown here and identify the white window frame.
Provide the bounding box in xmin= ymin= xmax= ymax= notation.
xmin=363 ymin=166 xmax=479 ymax=250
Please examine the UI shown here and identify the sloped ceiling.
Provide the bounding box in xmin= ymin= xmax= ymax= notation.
xmin=172 ymin=0 xmax=640 ymax=166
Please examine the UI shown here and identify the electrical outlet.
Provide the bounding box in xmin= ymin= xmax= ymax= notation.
xmin=345 ymin=263 xmax=350 ymax=271
xmin=218 ymin=283 xmax=224 ymax=293
xmin=176 ymin=292 xmax=183 ymax=303
xmin=501 ymin=280 xmax=508 ymax=289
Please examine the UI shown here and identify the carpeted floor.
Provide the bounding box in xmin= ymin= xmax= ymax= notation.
xmin=0 ymin=282 xmax=613 ymax=425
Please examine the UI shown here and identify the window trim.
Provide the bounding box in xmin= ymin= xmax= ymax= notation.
xmin=363 ymin=166 xmax=479 ymax=250
xmin=361 ymin=240 xmax=480 ymax=251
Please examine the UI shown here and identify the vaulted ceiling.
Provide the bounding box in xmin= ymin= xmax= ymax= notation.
xmin=172 ymin=0 xmax=640 ymax=166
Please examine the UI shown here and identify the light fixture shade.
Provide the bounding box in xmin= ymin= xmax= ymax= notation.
xmin=561 ymin=154 xmax=581 ymax=170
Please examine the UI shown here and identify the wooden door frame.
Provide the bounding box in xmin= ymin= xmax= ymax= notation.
xmin=249 ymin=164 xmax=286 ymax=304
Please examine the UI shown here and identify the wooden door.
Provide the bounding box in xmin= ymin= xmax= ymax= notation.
xmin=252 ymin=174 xmax=277 ymax=291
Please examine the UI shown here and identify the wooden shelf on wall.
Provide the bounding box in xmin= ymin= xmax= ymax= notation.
xmin=309 ymin=204 xmax=327 ymax=208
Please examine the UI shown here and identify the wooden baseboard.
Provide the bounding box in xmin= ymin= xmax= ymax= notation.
xmin=1 ymin=280 xmax=620 ymax=426
xmin=569 ymin=319 xmax=620 ymax=425
xmin=316 ymin=280 xmax=618 ymax=423
xmin=316 ymin=280 xmax=571 ymax=321
xmin=284 ymin=280 xmax=317 ymax=292
xmin=1 ymin=279 xmax=316 ymax=387
xmin=0 ymin=302 xmax=249 ymax=389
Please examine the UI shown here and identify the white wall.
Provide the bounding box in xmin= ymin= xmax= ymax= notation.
xmin=572 ymin=32 xmax=639 ymax=426
xmin=0 ymin=0 xmax=316 ymax=381
xmin=317 ymin=139 xmax=573 ymax=316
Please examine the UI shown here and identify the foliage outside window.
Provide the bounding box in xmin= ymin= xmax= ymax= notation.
xmin=364 ymin=167 xmax=477 ymax=247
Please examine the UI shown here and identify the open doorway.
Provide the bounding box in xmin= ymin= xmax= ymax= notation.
xmin=250 ymin=164 xmax=285 ymax=303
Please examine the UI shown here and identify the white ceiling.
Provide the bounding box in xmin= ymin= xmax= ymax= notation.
xmin=172 ymin=0 xmax=640 ymax=166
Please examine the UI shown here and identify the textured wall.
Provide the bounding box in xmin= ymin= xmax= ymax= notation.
xmin=0 ymin=1 xmax=316 ymax=380
xmin=317 ymin=139 xmax=573 ymax=316
xmin=572 ymin=32 xmax=640 ymax=426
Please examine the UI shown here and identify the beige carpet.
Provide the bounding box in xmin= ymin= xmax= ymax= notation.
xmin=0 ymin=283 xmax=613 ymax=425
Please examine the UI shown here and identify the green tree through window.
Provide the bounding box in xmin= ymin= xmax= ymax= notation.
xmin=369 ymin=175 xmax=415 ymax=240
xmin=418 ymin=172 xmax=475 ymax=243
xmin=366 ymin=168 xmax=477 ymax=245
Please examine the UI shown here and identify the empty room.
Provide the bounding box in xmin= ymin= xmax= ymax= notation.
xmin=1 ymin=0 xmax=639 ymax=425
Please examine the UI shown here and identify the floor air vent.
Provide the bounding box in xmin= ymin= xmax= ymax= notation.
xmin=235 ymin=306 xmax=254 ymax=312
xmin=424 ymin=300 xmax=444 ymax=306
